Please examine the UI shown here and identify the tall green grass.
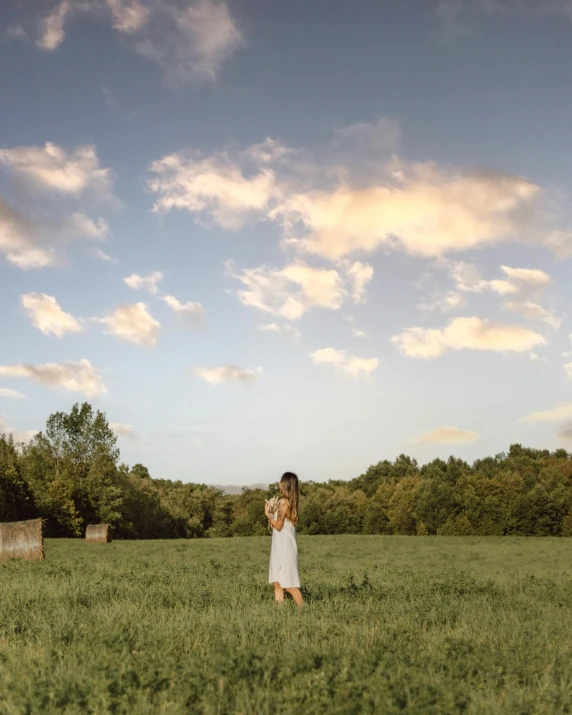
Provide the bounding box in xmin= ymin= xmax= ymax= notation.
xmin=1 ymin=536 xmax=572 ymax=714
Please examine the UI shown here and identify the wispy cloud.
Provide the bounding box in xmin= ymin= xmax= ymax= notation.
xmin=392 ymin=316 xmax=545 ymax=359
xmin=310 ymin=347 xmax=379 ymax=378
xmin=345 ymin=261 xmax=373 ymax=304
xmin=257 ymin=322 xmax=301 ymax=343
xmin=94 ymin=302 xmax=160 ymax=346
xmin=226 ymin=259 xmax=372 ymax=320
xmin=0 ymin=142 xmax=113 ymax=199
xmin=411 ymin=426 xmax=480 ymax=445
xmin=92 ymin=247 xmax=118 ymax=263
xmin=419 ymin=261 xmax=557 ymax=324
xmin=0 ymin=198 xmax=57 ymax=269
xmin=418 ymin=290 xmax=465 ymax=314
xmin=124 ymin=271 xmax=163 ymax=295
xmin=18 ymin=0 xmax=244 ymax=85
xmin=193 ymin=365 xmax=262 ymax=385
xmin=135 ymin=0 xmax=245 ymax=85
xmin=149 ymin=126 xmax=570 ymax=263
xmin=21 ymin=293 xmax=83 ymax=337
xmin=110 ymin=421 xmax=138 ymax=439
xmin=504 ymin=301 xmax=561 ymax=329
xmin=149 ymin=142 xmax=280 ymax=229
xmin=446 ymin=262 xmax=551 ymax=295
xmin=0 ymin=201 xmax=111 ymax=269
xmin=161 ymin=295 xmax=204 ymax=323
xmin=0 ymin=359 xmax=106 ymax=397
xmin=520 ymin=402 xmax=572 ymax=423
xmin=0 ymin=418 xmax=37 ymax=443
xmin=0 ymin=388 xmax=25 ymax=399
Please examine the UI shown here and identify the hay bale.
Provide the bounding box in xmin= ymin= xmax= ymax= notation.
xmin=85 ymin=524 xmax=112 ymax=543
xmin=0 ymin=518 xmax=44 ymax=561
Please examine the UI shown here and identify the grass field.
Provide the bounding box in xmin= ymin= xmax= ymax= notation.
xmin=1 ymin=536 xmax=572 ymax=714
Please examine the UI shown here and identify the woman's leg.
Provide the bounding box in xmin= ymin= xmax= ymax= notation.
xmin=285 ymin=587 xmax=304 ymax=609
xmin=273 ymin=582 xmax=285 ymax=605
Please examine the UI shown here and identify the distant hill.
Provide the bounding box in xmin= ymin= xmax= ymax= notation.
xmin=211 ymin=483 xmax=269 ymax=495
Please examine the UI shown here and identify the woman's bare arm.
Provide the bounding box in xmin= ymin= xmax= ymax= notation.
xmin=266 ymin=498 xmax=287 ymax=532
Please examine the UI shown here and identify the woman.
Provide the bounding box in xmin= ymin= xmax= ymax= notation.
xmin=265 ymin=472 xmax=303 ymax=609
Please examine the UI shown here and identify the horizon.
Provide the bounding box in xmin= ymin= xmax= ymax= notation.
xmin=1 ymin=0 xmax=572 ymax=487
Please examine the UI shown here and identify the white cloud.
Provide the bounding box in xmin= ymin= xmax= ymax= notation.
xmin=504 ymin=301 xmax=561 ymax=329
xmin=193 ymin=365 xmax=262 ymax=385
xmin=412 ymin=426 xmax=480 ymax=445
xmin=110 ymin=422 xmax=138 ymax=439
xmin=21 ymin=0 xmax=244 ymax=85
xmin=161 ymin=295 xmax=204 ymax=322
xmin=106 ymin=0 xmax=150 ymax=33
xmin=310 ymin=347 xmax=379 ymax=378
xmin=446 ymin=261 xmax=550 ymax=295
xmin=345 ymin=261 xmax=373 ymax=304
xmin=500 ymin=265 xmax=551 ymax=289
xmin=228 ymin=260 xmax=348 ymax=321
xmin=37 ymin=0 xmax=73 ymax=50
xmin=418 ymin=291 xmax=465 ymax=313
xmin=0 ymin=197 xmax=112 ymax=270
xmin=543 ymin=230 xmax=572 ymax=258
xmin=149 ymin=149 xmax=278 ymax=229
xmin=0 ymin=359 xmax=106 ymax=397
xmin=136 ymin=0 xmax=244 ymax=85
xmin=70 ymin=213 xmax=110 ymax=239
xmin=333 ymin=117 xmax=402 ymax=151
xmin=92 ymin=248 xmax=118 ymax=263
xmin=227 ymin=258 xmax=371 ymax=320
xmin=0 ymin=419 xmax=37 ymax=444
xmin=420 ymin=261 xmax=555 ymax=320
xmin=529 ymin=352 xmax=546 ymax=363
xmin=352 ymin=328 xmax=368 ymax=338
xmin=565 ymin=362 xmax=572 ymax=380
xmin=21 ymin=293 xmax=83 ymax=337
xmin=0 ymin=388 xmax=25 ymax=399
xmin=0 ymin=142 xmax=113 ymax=199
xmin=124 ymin=271 xmax=163 ymax=295
xmin=346 ymin=315 xmax=368 ymax=337
xmin=95 ymin=302 xmax=160 ymax=346
xmin=149 ymin=129 xmax=568 ymax=262
xmin=391 ymin=316 xmax=546 ymax=359
xmin=0 ymin=198 xmax=57 ymax=269
xmin=448 ymin=261 xmax=516 ymax=294
xmin=520 ymin=402 xmax=572 ymax=423
xmin=275 ymin=164 xmax=540 ymax=260
xmin=257 ymin=322 xmax=301 ymax=343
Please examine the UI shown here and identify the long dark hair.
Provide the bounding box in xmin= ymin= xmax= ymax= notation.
xmin=279 ymin=472 xmax=299 ymax=525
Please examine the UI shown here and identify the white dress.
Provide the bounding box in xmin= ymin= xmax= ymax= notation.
xmin=268 ymin=508 xmax=300 ymax=589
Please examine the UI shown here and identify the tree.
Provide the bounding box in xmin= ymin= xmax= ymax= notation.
xmin=0 ymin=434 xmax=35 ymax=522
xmin=22 ymin=403 xmax=122 ymax=536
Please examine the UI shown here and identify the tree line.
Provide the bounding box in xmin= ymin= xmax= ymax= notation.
xmin=2 ymin=403 xmax=572 ymax=538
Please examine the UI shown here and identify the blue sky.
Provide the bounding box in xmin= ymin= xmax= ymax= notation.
xmin=1 ymin=0 xmax=572 ymax=485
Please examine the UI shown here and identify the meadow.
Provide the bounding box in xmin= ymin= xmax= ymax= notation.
xmin=1 ymin=536 xmax=572 ymax=714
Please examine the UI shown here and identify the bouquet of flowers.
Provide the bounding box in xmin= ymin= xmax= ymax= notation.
xmin=266 ymin=495 xmax=281 ymax=531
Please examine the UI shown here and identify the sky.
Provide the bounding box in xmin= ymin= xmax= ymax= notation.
xmin=1 ymin=0 xmax=572 ymax=486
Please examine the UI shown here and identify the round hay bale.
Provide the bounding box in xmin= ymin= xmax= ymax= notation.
xmin=0 ymin=518 xmax=44 ymax=561
xmin=85 ymin=524 xmax=112 ymax=543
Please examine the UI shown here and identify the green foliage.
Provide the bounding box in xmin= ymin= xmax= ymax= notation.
xmin=1 ymin=537 xmax=572 ymax=713
xmin=0 ymin=433 xmax=34 ymax=522
xmin=2 ymin=404 xmax=572 ymax=538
